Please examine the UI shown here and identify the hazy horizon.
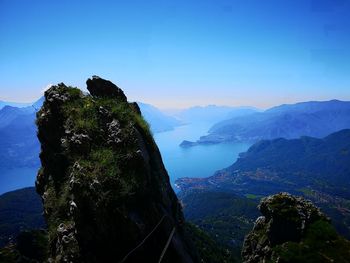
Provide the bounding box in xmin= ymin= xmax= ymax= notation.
xmin=1 ymin=89 xmax=349 ymax=111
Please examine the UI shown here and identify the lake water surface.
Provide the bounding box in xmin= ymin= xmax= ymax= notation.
xmin=154 ymin=122 xmax=251 ymax=187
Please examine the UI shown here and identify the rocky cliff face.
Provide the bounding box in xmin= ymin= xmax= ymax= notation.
xmin=242 ymin=192 xmax=350 ymax=263
xmin=36 ymin=77 xmax=197 ymax=262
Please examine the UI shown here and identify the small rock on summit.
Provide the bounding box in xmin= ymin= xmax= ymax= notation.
xmin=86 ymin=75 xmax=127 ymax=101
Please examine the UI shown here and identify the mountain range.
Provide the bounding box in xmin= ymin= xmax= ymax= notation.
xmin=0 ymin=100 xmax=32 ymax=110
xmin=186 ymin=100 xmax=350 ymax=146
xmin=137 ymin=102 xmax=184 ymax=132
xmin=172 ymin=105 xmax=258 ymax=124
xmin=0 ymin=101 xmax=42 ymax=169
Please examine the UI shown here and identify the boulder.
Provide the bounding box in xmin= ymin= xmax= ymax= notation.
xmin=86 ymin=75 xmax=127 ymax=101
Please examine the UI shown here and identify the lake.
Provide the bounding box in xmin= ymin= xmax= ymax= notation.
xmin=0 ymin=167 xmax=39 ymax=195
xmin=154 ymin=122 xmax=251 ymax=188
xmin=0 ymin=123 xmax=251 ymax=195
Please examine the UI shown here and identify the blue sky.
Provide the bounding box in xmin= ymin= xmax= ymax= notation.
xmin=1 ymin=0 xmax=350 ymax=108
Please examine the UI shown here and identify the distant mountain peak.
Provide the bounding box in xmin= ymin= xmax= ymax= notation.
xmin=195 ymin=99 xmax=350 ymax=145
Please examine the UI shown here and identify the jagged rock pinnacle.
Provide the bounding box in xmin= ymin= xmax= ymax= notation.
xmin=35 ymin=77 xmax=197 ymax=263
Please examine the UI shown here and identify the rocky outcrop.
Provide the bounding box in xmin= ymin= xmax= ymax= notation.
xmin=36 ymin=77 xmax=198 ymax=262
xmin=241 ymin=192 xmax=350 ymax=263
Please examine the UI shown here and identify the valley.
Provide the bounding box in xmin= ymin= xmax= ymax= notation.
xmin=0 ymin=90 xmax=349 ymax=262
